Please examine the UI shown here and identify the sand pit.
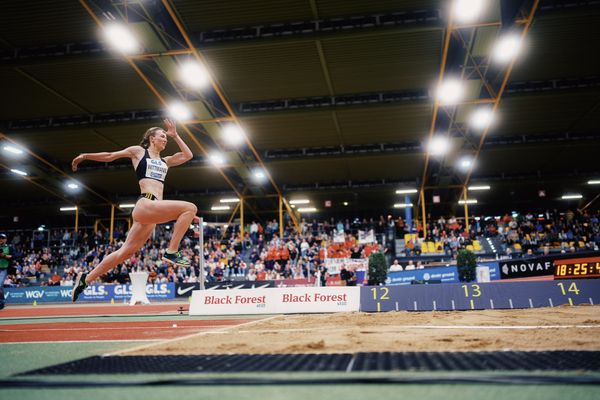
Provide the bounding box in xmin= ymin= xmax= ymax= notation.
xmin=128 ymin=305 xmax=600 ymax=355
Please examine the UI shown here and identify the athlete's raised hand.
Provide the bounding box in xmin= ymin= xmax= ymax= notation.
xmin=164 ymin=118 xmax=177 ymax=138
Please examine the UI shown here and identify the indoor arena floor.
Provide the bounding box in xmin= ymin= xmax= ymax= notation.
xmin=1 ymin=302 xmax=599 ymax=400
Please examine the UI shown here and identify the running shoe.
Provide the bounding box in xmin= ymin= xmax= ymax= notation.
xmin=72 ymin=272 xmax=88 ymax=302
xmin=162 ymin=251 xmax=191 ymax=267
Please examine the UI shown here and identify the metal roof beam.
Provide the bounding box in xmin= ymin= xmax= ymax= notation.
xmin=4 ymin=75 xmax=599 ymax=131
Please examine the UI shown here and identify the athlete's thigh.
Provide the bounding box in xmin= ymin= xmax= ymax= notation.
xmin=133 ymin=199 xmax=194 ymax=224
xmin=123 ymin=222 xmax=155 ymax=249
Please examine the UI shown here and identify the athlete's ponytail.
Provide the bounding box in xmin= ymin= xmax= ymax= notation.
xmin=140 ymin=127 xmax=162 ymax=149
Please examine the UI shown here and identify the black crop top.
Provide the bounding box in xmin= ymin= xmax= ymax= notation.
xmin=135 ymin=149 xmax=169 ymax=182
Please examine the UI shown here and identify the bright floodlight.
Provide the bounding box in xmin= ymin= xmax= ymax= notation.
xmin=468 ymin=185 xmax=490 ymax=191
xmin=395 ymin=189 xmax=418 ymax=194
xmin=3 ymin=145 xmax=24 ymax=155
xmin=219 ymin=198 xmax=240 ymax=203
xmin=343 ymin=202 xmax=349 ymax=206
xmin=60 ymin=206 xmax=78 ymax=211
xmin=119 ymin=203 xmax=136 ymax=208
xmin=587 ymin=180 xmax=600 ymax=185
xmin=211 ymin=205 xmax=230 ymax=211
xmin=209 ymin=152 xmax=225 ymax=166
xmin=10 ymin=169 xmax=27 ymax=176
xmin=436 ymin=78 xmax=464 ymax=105
xmin=66 ymin=182 xmax=79 ymax=190
xmin=104 ymin=24 xmax=139 ymax=54
xmin=428 ymin=136 xmax=451 ymax=156
xmin=469 ymin=107 xmax=495 ymax=130
xmin=253 ymin=169 xmax=266 ymax=182
xmin=289 ymin=199 xmax=310 ymax=205
xmin=179 ymin=61 xmax=210 ymax=89
xmin=453 ymin=0 xmax=487 ymax=24
xmin=393 ymin=203 xmax=413 ymax=208
xmin=561 ymin=194 xmax=583 ymax=200
xmin=297 ymin=207 xmax=317 ymax=213
xmin=492 ymin=34 xmax=522 ymax=64
xmin=458 ymin=199 xmax=478 ymax=204
xmin=459 ymin=157 xmax=473 ymax=171
xmin=168 ymin=102 xmax=193 ymax=121
xmin=222 ymin=124 xmax=245 ymax=146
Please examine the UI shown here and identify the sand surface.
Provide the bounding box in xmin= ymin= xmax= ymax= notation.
xmin=127 ymin=305 xmax=600 ymax=355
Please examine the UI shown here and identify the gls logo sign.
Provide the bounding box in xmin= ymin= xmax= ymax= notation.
xmin=84 ymin=285 xmax=107 ymax=296
xmin=114 ymin=284 xmax=169 ymax=295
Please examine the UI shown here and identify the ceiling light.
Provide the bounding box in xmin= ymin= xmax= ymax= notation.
xmin=587 ymin=180 xmax=600 ymax=185
xmin=168 ymin=102 xmax=193 ymax=121
xmin=561 ymin=194 xmax=582 ymax=200
xmin=469 ymin=107 xmax=495 ymax=130
xmin=428 ymin=136 xmax=451 ymax=156
xmin=104 ymin=24 xmax=139 ymax=54
xmin=211 ymin=205 xmax=230 ymax=211
xmin=209 ymin=152 xmax=225 ymax=166
xmin=3 ymin=145 xmax=24 ymax=155
xmin=458 ymin=199 xmax=478 ymax=204
xmin=492 ymin=34 xmax=523 ymax=64
xmin=393 ymin=203 xmax=413 ymax=208
xmin=60 ymin=206 xmax=78 ymax=211
xmin=66 ymin=182 xmax=79 ymax=190
xmin=395 ymin=189 xmax=418 ymax=194
xmin=297 ymin=207 xmax=317 ymax=213
xmin=453 ymin=0 xmax=488 ymax=24
xmin=289 ymin=199 xmax=310 ymax=205
xmin=10 ymin=169 xmax=27 ymax=176
xmin=343 ymin=202 xmax=349 ymax=206
xmin=436 ymin=78 xmax=464 ymax=105
xmin=468 ymin=185 xmax=490 ymax=191
xmin=219 ymin=198 xmax=240 ymax=203
xmin=253 ymin=169 xmax=266 ymax=182
xmin=119 ymin=204 xmax=136 ymax=208
xmin=459 ymin=157 xmax=473 ymax=171
xmin=221 ymin=124 xmax=245 ymax=146
xmin=179 ymin=61 xmax=210 ymax=89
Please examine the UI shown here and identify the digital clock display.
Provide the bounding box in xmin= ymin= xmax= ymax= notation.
xmin=554 ymin=257 xmax=600 ymax=279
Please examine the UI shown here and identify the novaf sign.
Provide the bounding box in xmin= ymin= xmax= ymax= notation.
xmin=500 ymin=257 xmax=553 ymax=279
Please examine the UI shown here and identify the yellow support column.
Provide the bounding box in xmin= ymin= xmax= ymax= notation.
xmin=279 ymin=196 xmax=284 ymax=237
xmin=463 ymin=187 xmax=470 ymax=233
xmin=74 ymin=207 xmax=79 ymax=233
xmin=420 ymin=189 xmax=427 ymax=238
xmin=109 ymin=205 xmax=115 ymax=244
xmin=240 ymin=197 xmax=245 ymax=239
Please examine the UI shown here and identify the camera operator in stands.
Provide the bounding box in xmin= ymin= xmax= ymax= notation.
xmin=0 ymin=233 xmax=15 ymax=310
xmin=340 ymin=264 xmax=357 ymax=287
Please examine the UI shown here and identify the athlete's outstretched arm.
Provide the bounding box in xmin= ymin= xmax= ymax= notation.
xmin=163 ymin=119 xmax=193 ymax=167
xmin=71 ymin=146 xmax=141 ymax=172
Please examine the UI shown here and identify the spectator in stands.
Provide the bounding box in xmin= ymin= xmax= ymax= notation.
xmin=389 ymin=260 xmax=403 ymax=272
xmin=405 ymin=260 xmax=415 ymax=271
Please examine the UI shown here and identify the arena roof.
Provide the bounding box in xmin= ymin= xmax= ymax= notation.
xmin=0 ymin=0 xmax=599 ymax=228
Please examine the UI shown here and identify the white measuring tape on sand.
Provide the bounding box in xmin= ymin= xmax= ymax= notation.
xmin=199 ymin=324 xmax=600 ymax=335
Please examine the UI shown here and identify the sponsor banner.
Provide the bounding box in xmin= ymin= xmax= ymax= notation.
xmin=4 ymin=286 xmax=73 ymax=304
xmin=386 ymin=266 xmax=459 ymax=286
xmin=175 ymin=281 xmax=275 ymax=297
xmin=190 ymin=286 xmax=360 ymax=315
xmin=79 ymin=283 xmax=175 ymax=302
xmin=361 ymin=280 xmax=600 ymax=311
xmin=499 ymin=257 xmax=553 ymax=279
xmin=358 ymin=229 xmax=375 ymax=244
xmin=324 ymin=258 xmax=368 ymax=275
xmin=476 ymin=262 xmax=501 ymax=281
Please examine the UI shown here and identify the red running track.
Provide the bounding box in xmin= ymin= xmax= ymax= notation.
xmin=0 ymin=318 xmax=258 ymax=343
xmin=0 ymin=303 xmax=187 ymax=318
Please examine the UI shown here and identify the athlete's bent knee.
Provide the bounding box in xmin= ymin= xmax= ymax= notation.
xmin=186 ymin=202 xmax=197 ymax=215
